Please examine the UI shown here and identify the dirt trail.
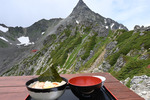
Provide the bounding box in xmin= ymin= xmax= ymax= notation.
xmin=87 ymin=49 xmax=106 ymax=72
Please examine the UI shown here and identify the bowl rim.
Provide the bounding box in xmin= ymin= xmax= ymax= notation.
xmin=93 ymin=76 xmax=106 ymax=81
xmin=26 ymin=77 xmax=68 ymax=92
xmin=68 ymin=76 xmax=102 ymax=87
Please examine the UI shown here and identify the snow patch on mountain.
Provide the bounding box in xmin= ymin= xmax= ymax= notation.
xmin=0 ymin=37 xmax=9 ymax=42
xmin=105 ymin=26 xmax=109 ymax=29
xmin=104 ymin=19 xmax=107 ymax=24
xmin=41 ymin=32 xmax=45 ymax=35
xmin=17 ymin=36 xmax=34 ymax=46
xmin=0 ymin=26 xmax=8 ymax=32
xmin=111 ymin=23 xmax=115 ymax=29
xmin=119 ymin=26 xmax=124 ymax=29
xmin=76 ymin=20 xmax=79 ymax=24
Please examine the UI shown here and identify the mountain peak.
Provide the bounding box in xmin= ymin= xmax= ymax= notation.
xmin=66 ymin=0 xmax=127 ymax=31
xmin=76 ymin=0 xmax=88 ymax=8
xmin=69 ymin=0 xmax=91 ymax=17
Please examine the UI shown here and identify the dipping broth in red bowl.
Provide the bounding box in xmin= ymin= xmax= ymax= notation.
xmin=69 ymin=76 xmax=102 ymax=99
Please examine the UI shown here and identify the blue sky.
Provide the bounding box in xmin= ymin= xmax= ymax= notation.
xmin=0 ymin=0 xmax=150 ymax=30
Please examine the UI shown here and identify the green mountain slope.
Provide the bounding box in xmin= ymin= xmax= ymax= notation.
xmin=2 ymin=24 xmax=109 ymax=76
xmin=108 ymin=30 xmax=150 ymax=80
xmin=3 ymin=26 xmax=150 ymax=81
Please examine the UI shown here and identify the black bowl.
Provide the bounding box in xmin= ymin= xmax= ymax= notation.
xmin=26 ymin=77 xmax=68 ymax=100
xmin=68 ymin=76 xmax=102 ymax=100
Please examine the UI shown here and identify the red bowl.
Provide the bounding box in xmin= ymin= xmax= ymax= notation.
xmin=69 ymin=76 xmax=102 ymax=99
xmin=69 ymin=76 xmax=102 ymax=86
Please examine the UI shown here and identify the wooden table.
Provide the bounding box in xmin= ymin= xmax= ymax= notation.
xmin=0 ymin=72 xmax=144 ymax=100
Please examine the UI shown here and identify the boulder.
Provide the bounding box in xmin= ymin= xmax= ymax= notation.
xmin=140 ymin=54 xmax=149 ymax=60
xmin=140 ymin=26 xmax=145 ymax=32
xmin=106 ymin=41 xmax=117 ymax=50
xmin=114 ymin=55 xmax=126 ymax=72
xmin=139 ymin=32 xmax=144 ymax=36
xmin=130 ymin=75 xmax=150 ymax=100
xmin=134 ymin=25 xmax=150 ymax=33
xmin=134 ymin=25 xmax=141 ymax=31
xmin=104 ymin=41 xmax=118 ymax=58
xmin=99 ymin=61 xmax=111 ymax=72
xmin=74 ymin=61 xmax=81 ymax=72
xmin=127 ymin=49 xmax=141 ymax=57
xmin=92 ymin=68 xmax=102 ymax=73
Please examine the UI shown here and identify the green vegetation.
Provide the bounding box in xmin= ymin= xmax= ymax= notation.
xmin=43 ymin=34 xmax=56 ymax=46
xmin=81 ymin=34 xmax=97 ymax=60
xmin=64 ymin=28 xmax=71 ymax=37
xmin=83 ymin=26 xmax=91 ymax=33
xmin=63 ymin=35 xmax=86 ymax=70
xmin=109 ymin=31 xmax=150 ymax=80
xmin=80 ymin=30 xmax=113 ymax=70
xmin=126 ymin=79 xmax=131 ymax=88
xmin=116 ymin=30 xmax=133 ymax=43
xmin=112 ymin=58 xmax=150 ymax=80
xmin=50 ymin=30 xmax=82 ymax=67
xmin=2 ymin=22 xmax=150 ymax=85
xmin=6 ymin=35 xmax=16 ymax=41
xmin=107 ymin=31 xmax=150 ymax=67
xmin=0 ymin=39 xmax=9 ymax=47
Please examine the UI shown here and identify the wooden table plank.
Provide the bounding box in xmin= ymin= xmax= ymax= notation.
xmin=0 ymin=76 xmax=36 ymax=87
xmin=0 ymin=92 xmax=28 ymax=100
xmin=112 ymin=91 xmax=144 ymax=100
xmin=0 ymin=87 xmax=27 ymax=93
xmin=0 ymin=73 xmax=144 ymax=100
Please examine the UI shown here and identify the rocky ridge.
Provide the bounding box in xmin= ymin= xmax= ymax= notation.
xmin=0 ymin=18 xmax=62 ymax=74
xmin=97 ymin=25 xmax=150 ymax=73
xmin=122 ymin=75 xmax=150 ymax=100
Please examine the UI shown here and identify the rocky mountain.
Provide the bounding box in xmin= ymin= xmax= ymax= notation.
xmin=0 ymin=18 xmax=62 ymax=47
xmin=1 ymin=1 xmax=150 ymax=99
xmin=1 ymin=0 xmax=150 ymax=83
xmin=0 ymin=18 xmax=62 ymax=74
xmin=0 ymin=0 xmax=128 ymax=76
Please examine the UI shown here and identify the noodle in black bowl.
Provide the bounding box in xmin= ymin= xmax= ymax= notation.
xmin=26 ymin=77 xmax=68 ymax=100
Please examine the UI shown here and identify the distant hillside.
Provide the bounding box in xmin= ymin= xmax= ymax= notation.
xmin=0 ymin=18 xmax=62 ymax=74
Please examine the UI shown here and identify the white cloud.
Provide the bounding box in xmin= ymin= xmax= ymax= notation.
xmin=84 ymin=0 xmax=150 ymax=30
xmin=0 ymin=0 xmax=77 ymax=27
